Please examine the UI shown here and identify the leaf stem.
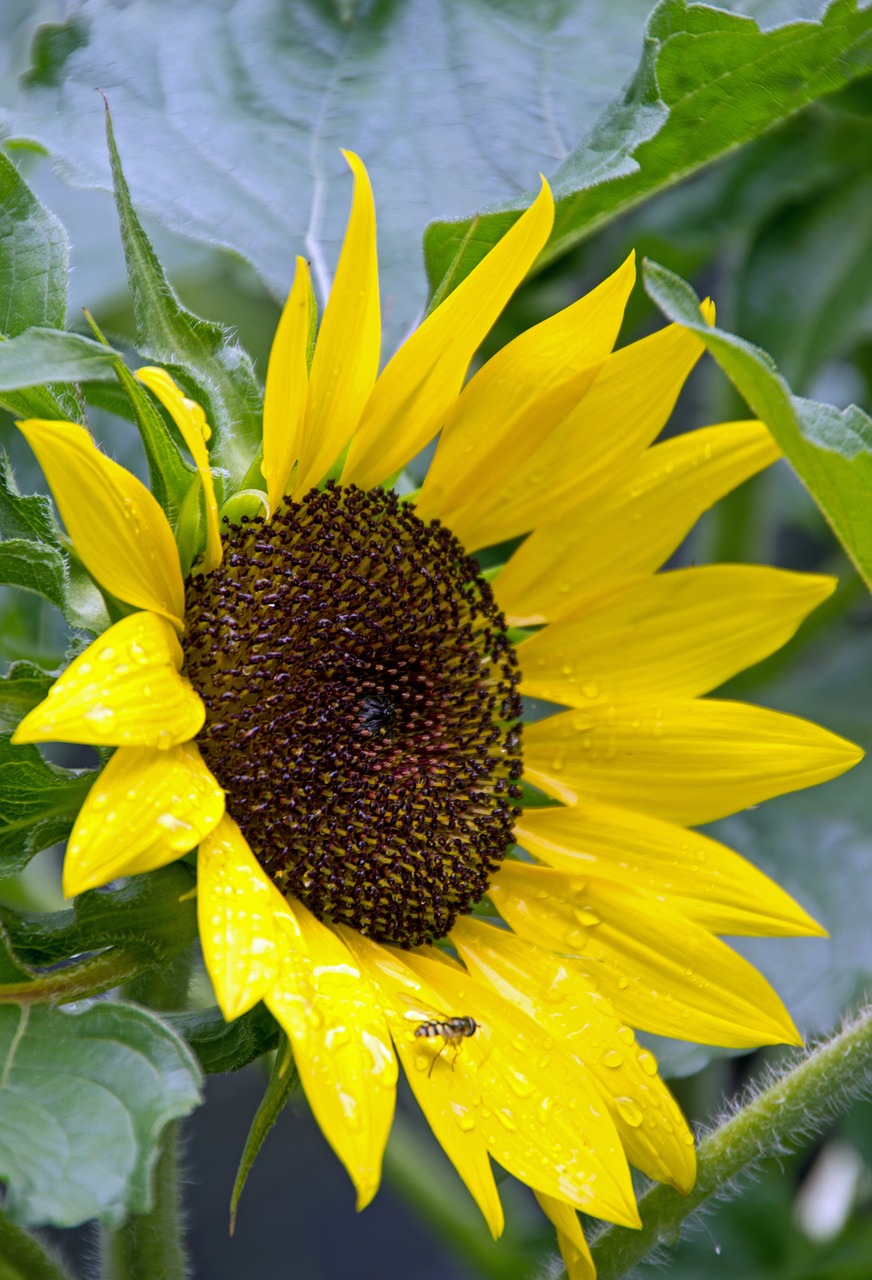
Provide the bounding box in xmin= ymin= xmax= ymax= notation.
xmin=98 ymin=1126 xmax=187 ymax=1280
xmin=589 ymin=1007 xmax=872 ymax=1280
xmin=99 ymin=949 xmax=194 ymax=1280
xmin=0 ymin=1211 xmax=74 ymax=1280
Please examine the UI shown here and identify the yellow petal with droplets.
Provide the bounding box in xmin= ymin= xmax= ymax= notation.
xmin=292 ymin=152 xmax=380 ymax=496
xmin=16 ymin=418 xmax=185 ymax=627
xmin=490 ymin=862 xmax=801 ymax=1047
xmin=417 ymin=252 xmax=635 ymax=528
xmin=452 ymin=916 xmax=696 ymax=1193
xmin=135 ymin=367 xmax=222 ymax=572
xmin=266 ymin=902 xmax=397 ymax=1211
xmin=516 ymin=801 xmax=825 ymax=938
xmin=12 ymin=612 xmax=204 ymax=749
xmin=442 ymin=313 xmax=712 ymax=551
xmin=198 ymin=814 xmax=295 ymax=1021
xmin=524 ymin=698 xmax=863 ymax=825
xmin=262 ymin=256 xmax=312 ymax=512
xmin=336 ymin=926 xmax=504 ymax=1238
xmin=401 ymin=948 xmax=640 ymax=1227
xmin=341 ymin=179 xmax=555 ymax=490
xmin=534 ymin=1192 xmax=596 ymax=1280
xmin=64 ymin=742 xmax=224 ymax=896
xmin=519 ymin=566 xmax=835 ymax=705
xmin=495 ymin=421 xmax=779 ymax=625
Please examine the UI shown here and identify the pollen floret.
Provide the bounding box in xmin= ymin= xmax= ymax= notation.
xmin=183 ymin=483 xmax=523 ymax=946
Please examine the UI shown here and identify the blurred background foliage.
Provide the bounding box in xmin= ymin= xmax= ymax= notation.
xmin=1 ymin=0 xmax=872 ymax=1277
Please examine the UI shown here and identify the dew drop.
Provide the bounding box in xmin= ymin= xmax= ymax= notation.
xmin=602 ymin=1049 xmax=623 ymax=1069
xmin=616 ymin=1096 xmax=644 ymax=1128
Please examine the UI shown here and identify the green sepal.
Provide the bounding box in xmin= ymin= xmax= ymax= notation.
xmin=220 ymin=489 xmax=269 ymax=525
xmin=0 ymin=861 xmax=198 ymax=974
xmin=165 ymin=1001 xmax=280 ymax=1075
xmin=0 ymin=151 xmax=68 ymax=337
xmin=230 ymin=1034 xmax=299 ymax=1232
xmin=0 ymin=733 xmax=96 ymax=876
xmin=643 ymin=259 xmax=872 ymax=592
xmin=113 ymin=359 xmax=195 ymax=522
xmin=103 ymin=101 xmax=263 ymax=491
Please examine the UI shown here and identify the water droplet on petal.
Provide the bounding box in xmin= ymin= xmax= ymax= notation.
xmin=616 ymin=1096 xmax=644 ymax=1128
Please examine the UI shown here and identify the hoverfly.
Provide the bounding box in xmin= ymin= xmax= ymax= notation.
xmin=398 ymin=993 xmax=479 ymax=1076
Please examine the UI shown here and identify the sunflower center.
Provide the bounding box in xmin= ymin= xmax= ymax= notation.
xmin=183 ymin=483 xmax=523 ymax=947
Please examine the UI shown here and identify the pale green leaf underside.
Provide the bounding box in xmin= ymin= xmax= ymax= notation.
xmin=0 ymin=1002 xmax=202 ymax=1228
xmin=1 ymin=0 xmax=830 ymax=349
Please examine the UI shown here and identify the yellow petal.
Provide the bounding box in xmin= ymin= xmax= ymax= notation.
xmin=516 ymin=801 xmax=824 ymax=938
xmin=519 ymin=566 xmax=835 ymax=705
xmin=336 ymin=926 xmax=504 ymax=1238
xmin=292 ymin=152 xmax=380 ymax=497
xmin=440 ymin=313 xmax=713 ymax=552
xmin=495 ymin=420 xmax=779 ymax=626
xmin=16 ymin=418 xmax=185 ymax=627
xmin=534 ymin=1192 xmax=596 ymax=1280
xmin=452 ymin=917 xmax=695 ymax=1194
xmin=341 ymin=179 xmax=555 ymax=490
xmin=524 ymin=697 xmax=863 ymax=825
xmin=401 ymin=947 xmax=640 ymax=1227
xmin=64 ymin=742 xmax=224 ymax=896
xmin=12 ymin=612 xmax=204 ymax=749
xmin=490 ymin=862 xmax=801 ymax=1047
xmin=417 ymin=252 xmax=636 ymax=530
xmin=135 ymin=367 xmax=222 ymax=572
xmin=266 ymin=903 xmax=397 ymax=1210
xmin=262 ymin=256 xmax=312 ymax=512
xmin=198 ymin=814 xmax=294 ymax=1021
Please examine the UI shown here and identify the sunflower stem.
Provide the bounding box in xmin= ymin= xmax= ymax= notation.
xmin=98 ymin=950 xmax=194 ymax=1280
xmin=589 ymin=1006 xmax=872 ymax=1280
xmin=0 ymin=1210 xmax=74 ymax=1280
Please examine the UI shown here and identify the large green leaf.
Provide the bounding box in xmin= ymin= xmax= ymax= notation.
xmin=426 ymin=0 xmax=872 ymax=297
xmin=0 ymin=1001 xmax=202 ymax=1228
xmin=644 ymin=259 xmax=872 ymax=590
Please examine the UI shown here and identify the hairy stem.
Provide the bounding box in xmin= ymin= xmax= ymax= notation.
xmin=0 ymin=1211 xmax=74 ymax=1280
xmin=590 ymin=1007 xmax=872 ymax=1280
xmin=98 ymin=950 xmax=193 ymax=1280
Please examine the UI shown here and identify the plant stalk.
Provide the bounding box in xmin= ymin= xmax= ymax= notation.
xmin=588 ymin=1007 xmax=872 ymax=1280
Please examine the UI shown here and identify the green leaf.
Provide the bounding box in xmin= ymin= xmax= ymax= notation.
xmin=0 ymin=452 xmax=110 ymax=635
xmin=164 ymin=1002 xmax=280 ymax=1075
xmin=0 ymin=862 xmax=198 ymax=971
xmin=0 ymin=150 xmax=67 ymax=337
xmin=0 ymin=539 xmax=66 ymax=611
xmin=0 ymin=1001 xmax=202 ymax=1228
xmin=9 ymin=0 xmax=867 ymax=347
xmin=0 ymin=327 xmax=118 ymax=389
xmin=0 ymin=662 xmax=54 ymax=734
xmin=102 ymin=105 xmax=262 ymax=490
xmin=0 ymin=733 xmax=95 ymax=875
xmin=643 ymin=259 xmax=872 ymax=590
xmin=230 ymin=1034 xmax=298 ymax=1231
xmin=425 ymin=0 xmax=872 ymax=297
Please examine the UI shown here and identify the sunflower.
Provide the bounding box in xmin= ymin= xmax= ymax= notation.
xmin=12 ymin=154 xmax=861 ymax=1276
